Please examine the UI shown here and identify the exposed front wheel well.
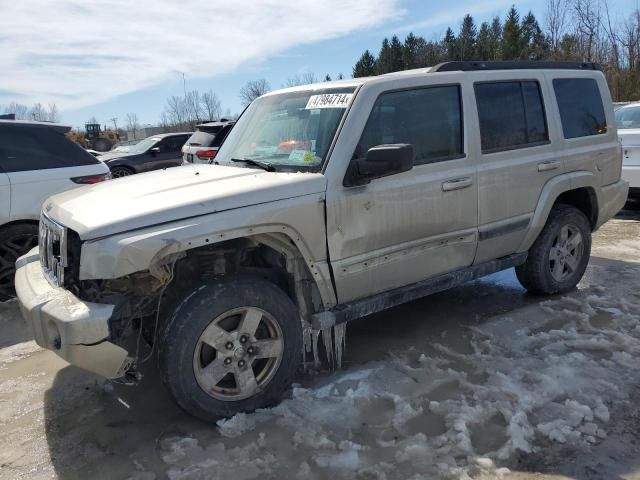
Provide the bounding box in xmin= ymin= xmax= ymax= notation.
xmin=164 ymin=234 xmax=320 ymax=323
xmin=553 ymin=187 xmax=598 ymax=230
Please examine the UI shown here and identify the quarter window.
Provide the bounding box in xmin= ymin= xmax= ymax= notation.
xmin=553 ymin=78 xmax=607 ymax=138
xmin=354 ymin=85 xmax=464 ymax=166
xmin=475 ymin=81 xmax=549 ymax=153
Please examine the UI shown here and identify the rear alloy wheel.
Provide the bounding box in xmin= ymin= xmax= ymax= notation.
xmin=159 ymin=276 xmax=302 ymax=421
xmin=0 ymin=224 xmax=38 ymax=301
xmin=516 ymin=204 xmax=591 ymax=295
xmin=110 ymin=166 xmax=134 ymax=178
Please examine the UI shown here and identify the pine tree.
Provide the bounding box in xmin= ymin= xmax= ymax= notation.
xmin=376 ymin=35 xmax=404 ymax=74
xmin=501 ymin=6 xmax=522 ymax=60
xmin=459 ymin=14 xmax=477 ymax=60
xmin=477 ymin=22 xmax=492 ymax=60
xmin=490 ymin=16 xmax=503 ymax=59
xmin=521 ymin=11 xmax=549 ymax=60
xmin=353 ymin=50 xmax=377 ymax=78
xmin=403 ymin=32 xmax=420 ymax=69
xmin=444 ymin=27 xmax=458 ymax=60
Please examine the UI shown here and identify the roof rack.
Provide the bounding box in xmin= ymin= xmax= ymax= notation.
xmin=432 ymin=61 xmax=602 ymax=72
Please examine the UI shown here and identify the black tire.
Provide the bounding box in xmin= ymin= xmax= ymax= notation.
xmin=110 ymin=166 xmax=134 ymax=178
xmin=516 ymin=204 xmax=592 ymax=295
xmin=0 ymin=223 xmax=39 ymax=301
xmin=158 ymin=276 xmax=302 ymax=422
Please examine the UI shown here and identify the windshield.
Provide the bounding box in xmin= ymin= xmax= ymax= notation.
xmin=615 ymin=106 xmax=640 ymax=129
xmin=127 ymin=136 xmax=161 ymax=153
xmin=216 ymin=87 xmax=356 ymax=171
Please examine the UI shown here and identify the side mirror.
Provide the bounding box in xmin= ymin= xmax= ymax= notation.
xmin=150 ymin=147 xmax=160 ymax=155
xmin=344 ymin=144 xmax=414 ymax=187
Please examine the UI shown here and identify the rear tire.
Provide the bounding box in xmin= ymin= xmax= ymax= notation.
xmin=516 ymin=204 xmax=591 ymax=295
xmin=0 ymin=223 xmax=38 ymax=301
xmin=158 ymin=276 xmax=302 ymax=422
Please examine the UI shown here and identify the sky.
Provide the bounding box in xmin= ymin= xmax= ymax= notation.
xmin=1 ymin=0 xmax=637 ymax=129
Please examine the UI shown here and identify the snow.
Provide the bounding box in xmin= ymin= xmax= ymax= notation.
xmin=144 ymin=279 xmax=640 ymax=479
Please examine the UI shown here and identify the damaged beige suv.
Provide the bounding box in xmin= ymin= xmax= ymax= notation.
xmin=16 ymin=62 xmax=628 ymax=421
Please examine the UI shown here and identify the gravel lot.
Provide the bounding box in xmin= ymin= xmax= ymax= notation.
xmin=1 ymin=202 xmax=640 ymax=480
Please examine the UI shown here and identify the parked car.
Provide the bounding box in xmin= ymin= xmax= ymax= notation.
xmin=99 ymin=132 xmax=192 ymax=177
xmin=0 ymin=119 xmax=109 ymax=299
xmin=614 ymin=102 xmax=640 ymax=197
xmin=16 ymin=62 xmax=628 ymax=421
xmin=182 ymin=121 xmax=235 ymax=164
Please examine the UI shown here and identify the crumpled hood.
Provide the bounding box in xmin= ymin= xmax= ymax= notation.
xmin=45 ymin=164 xmax=326 ymax=240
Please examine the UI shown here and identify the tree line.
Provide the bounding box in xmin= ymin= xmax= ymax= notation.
xmin=0 ymin=102 xmax=59 ymax=122
xmin=352 ymin=0 xmax=640 ymax=101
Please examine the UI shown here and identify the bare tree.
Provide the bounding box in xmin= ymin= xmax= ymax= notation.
xmin=573 ymin=0 xmax=602 ymax=61
xmin=284 ymin=72 xmax=317 ymax=87
xmin=239 ymin=79 xmax=270 ymax=106
xmin=30 ymin=103 xmax=48 ymax=121
xmin=126 ymin=112 xmax=139 ymax=139
xmin=3 ymin=102 xmax=29 ymax=120
xmin=184 ymin=90 xmax=204 ymax=128
xmin=164 ymin=96 xmax=186 ymax=127
xmin=48 ymin=103 xmax=59 ymax=123
xmin=545 ymin=0 xmax=569 ymax=57
xmin=201 ymin=90 xmax=222 ymax=121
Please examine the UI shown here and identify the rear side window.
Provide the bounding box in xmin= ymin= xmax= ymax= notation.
xmin=475 ymin=81 xmax=549 ymax=153
xmin=354 ymin=85 xmax=464 ymax=165
xmin=186 ymin=129 xmax=219 ymax=148
xmin=553 ymin=78 xmax=607 ymax=138
xmin=161 ymin=135 xmax=190 ymax=152
xmin=0 ymin=125 xmax=101 ymax=172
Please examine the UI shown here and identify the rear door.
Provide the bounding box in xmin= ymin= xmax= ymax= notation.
xmin=156 ymin=135 xmax=190 ymax=169
xmin=472 ymin=75 xmax=558 ymax=263
xmin=0 ymin=124 xmax=107 ymax=221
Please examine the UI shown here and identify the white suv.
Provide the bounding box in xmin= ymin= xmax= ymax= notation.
xmin=0 ymin=120 xmax=109 ymax=299
xmin=614 ymin=102 xmax=640 ymax=197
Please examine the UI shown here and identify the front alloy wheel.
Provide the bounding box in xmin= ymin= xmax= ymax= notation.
xmin=193 ymin=307 xmax=284 ymax=401
xmin=159 ymin=276 xmax=302 ymax=421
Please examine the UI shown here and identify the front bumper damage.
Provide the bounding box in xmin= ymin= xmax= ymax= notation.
xmin=15 ymin=247 xmax=132 ymax=378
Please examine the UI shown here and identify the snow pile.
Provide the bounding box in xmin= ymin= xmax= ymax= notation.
xmin=151 ymin=278 xmax=640 ymax=479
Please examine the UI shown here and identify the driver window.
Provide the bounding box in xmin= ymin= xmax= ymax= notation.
xmin=353 ymin=85 xmax=464 ymax=165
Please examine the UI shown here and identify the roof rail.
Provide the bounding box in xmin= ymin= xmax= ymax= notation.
xmin=432 ymin=61 xmax=602 ymax=72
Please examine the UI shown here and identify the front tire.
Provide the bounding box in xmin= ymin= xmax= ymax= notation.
xmin=110 ymin=166 xmax=134 ymax=178
xmin=516 ymin=204 xmax=592 ymax=295
xmin=158 ymin=276 xmax=302 ymax=421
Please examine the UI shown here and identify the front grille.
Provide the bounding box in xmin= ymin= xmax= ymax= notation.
xmin=39 ymin=213 xmax=68 ymax=287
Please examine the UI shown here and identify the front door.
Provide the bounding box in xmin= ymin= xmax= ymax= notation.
xmin=326 ymin=84 xmax=478 ymax=304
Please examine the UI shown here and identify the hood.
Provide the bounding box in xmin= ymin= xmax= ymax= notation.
xmin=46 ymin=164 xmax=326 ymax=240
xmin=98 ymin=150 xmax=136 ymax=161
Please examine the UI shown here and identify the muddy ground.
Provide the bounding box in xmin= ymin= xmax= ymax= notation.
xmin=1 ymin=202 xmax=640 ymax=480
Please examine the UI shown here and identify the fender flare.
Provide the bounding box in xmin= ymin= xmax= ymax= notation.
xmin=517 ymin=171 xmax=598 ymax=253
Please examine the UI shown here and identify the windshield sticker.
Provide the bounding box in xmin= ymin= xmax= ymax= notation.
xmin=288 ymin=149 xmax=318 ymax=164
xmin=305 ymin=93 xmax=353 ymax=110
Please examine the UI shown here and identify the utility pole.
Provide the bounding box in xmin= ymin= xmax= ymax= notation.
xmin=182 ymin=72 xmax=187 ymax=99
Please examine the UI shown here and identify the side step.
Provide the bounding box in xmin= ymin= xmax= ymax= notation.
xmin=311 ymin=252 xmax=527 ymax=330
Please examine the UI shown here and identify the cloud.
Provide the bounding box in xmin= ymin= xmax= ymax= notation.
xmin=1 ymin=0 xmax=401 ymax=109
xmin=397 ymin=0 xmax=514 ymax=35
